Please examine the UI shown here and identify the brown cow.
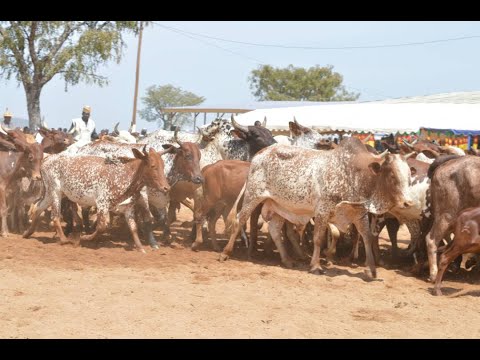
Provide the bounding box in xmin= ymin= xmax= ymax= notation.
xmin=192 ymin=160 xmax=250 ymax=251
xmin=434 ymin=206 xmax=480 ymax=295
xmin=24 ymin=146 xmax=170 ymax=252
xmin=0 ymin=127 xmax=43 ymax=236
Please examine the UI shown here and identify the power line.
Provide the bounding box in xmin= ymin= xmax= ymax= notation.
xmin=155 ymin=23 xmax=480 ymax=50
xmin=153 ymin=22 xmax=265 ymax=64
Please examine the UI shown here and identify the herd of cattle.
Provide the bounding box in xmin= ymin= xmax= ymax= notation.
xmin=1 ymin=117 xmax=480 ymax=296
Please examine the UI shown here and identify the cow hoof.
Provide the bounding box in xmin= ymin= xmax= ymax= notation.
xmin=364 ymin=269 xmax=377 ymax=279
xmin=151 ymin=245 xmax=160 ymax=251
xmin=191 ymin=242 xmax=201 ymax=252
xmin=140 ymin=248 xmax=147 ymax=254
xmin=309 ymin=268 xmax=325 ymax=275
xmin=1 ymin=232 xmax=9 ymax=237
xmin=219 ymin=253 xmax=229 ymax=262
xmin=434 ymin=288 xmax=443 ymax=296
xmin=282 ymin=260 xmax=295 ymax=269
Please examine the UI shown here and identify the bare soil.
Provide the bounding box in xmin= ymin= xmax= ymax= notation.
xmin=1 ymin=206 xmax=479 ymax=339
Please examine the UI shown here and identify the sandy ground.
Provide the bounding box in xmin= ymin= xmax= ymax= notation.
xmin=1 ymin=206 xmax=479 ymax=339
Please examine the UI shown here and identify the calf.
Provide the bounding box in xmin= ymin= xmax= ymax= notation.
xmin=192 ymin=160 xmax=250 ymax=251
xmin=434 ymin=206 xmax=480 ymax=295
xmin=23 ymin=147 xmax=170 ymax=252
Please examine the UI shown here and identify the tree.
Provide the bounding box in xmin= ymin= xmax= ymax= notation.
xmin=0 ymin=21 xmax=140 ymax=128
xmin=249 ymin=64 xmax=360 ymax=102
xmin=139 ymin=84 xmax=205 ymax=130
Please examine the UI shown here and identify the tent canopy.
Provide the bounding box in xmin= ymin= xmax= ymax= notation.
xmin=234 ymin=103 xmax=480 ymax=135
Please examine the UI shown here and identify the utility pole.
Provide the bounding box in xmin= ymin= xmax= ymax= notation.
xmin=131 ymin=21 xmax=144 ymax=132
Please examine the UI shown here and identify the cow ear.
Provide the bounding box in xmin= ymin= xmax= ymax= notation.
xmin=410 ymin=166 xmax=417 ymax=176
xmin=289 ymin=121 xmax=301 ymax=136
xmin=132 ymin=148 xmax=146 ymax=160
xmin=368 ymin=161 xmax=382 ymax=175
xmin=13 ymin=139 xmax=27 ymax=152
xmin=231 ymin=129 xmax=247 ymax=140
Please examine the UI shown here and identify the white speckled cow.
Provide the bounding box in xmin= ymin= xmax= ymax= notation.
xmin=220 ymin=138 xmax=414 ymax=279
xmin=23 ymin=146 xmax=171 ymax=253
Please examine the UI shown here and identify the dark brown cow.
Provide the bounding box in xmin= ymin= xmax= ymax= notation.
xmin=424 ymin=155 xmax=480 ymax=283
xmin=191 ymin=160 xmax=250 ymax=251
xmin=0 ymin=127 xmax=43 ymax=236
xmin=434 ymin=206 xmax=480 ymax=295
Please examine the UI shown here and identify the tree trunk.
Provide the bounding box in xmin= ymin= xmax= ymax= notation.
xmin=24 ymin=84 xmax=42 ymax=129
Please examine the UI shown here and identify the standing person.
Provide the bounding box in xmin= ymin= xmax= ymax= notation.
xmin=65 ymin=105 xmax=96 ymax=153
xmin=68 ymin=105 xmax=96 ymax=142
xmin=3 ymin=109 xmax=13 ymax=129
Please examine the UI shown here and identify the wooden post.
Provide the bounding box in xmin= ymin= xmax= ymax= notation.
xmin=131 ymin=21 xmax=144 ymax=131
xmin=204 ymin=112 xmax=207 ymax=125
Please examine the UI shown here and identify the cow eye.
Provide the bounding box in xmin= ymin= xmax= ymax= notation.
xmin=185 ymin=154 xmax=193 ymax=160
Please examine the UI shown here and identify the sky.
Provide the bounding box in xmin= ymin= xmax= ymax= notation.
xmin=1 ymin=21 xmax=480 ymax=132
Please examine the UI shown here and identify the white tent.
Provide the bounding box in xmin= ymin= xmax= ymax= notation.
xmin=234 ymin=103 xmax=480 ymax=134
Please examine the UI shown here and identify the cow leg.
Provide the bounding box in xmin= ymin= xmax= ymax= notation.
xmin=406 ymin=220 xmax=421 ymax=256
xmin=285 ymin=222 xmax=308 ymax=261
xmin=123 ymin=207 xmax=146 ymax=253
xmin=310 ymin=215 xmax=329 ymax=275
xmin=385 ymin=217 xmax=401 ymax=261
xmin=23 ymin=194 xmax=54 ymax=238
xmin=248 ymin=205 xmax=262 ymax=259
xmin=82 ymin=207 xmax=91 ymax=233
xmin=0 ymin=188 xmax=9 ymax=237
xmin=325 ymin=223 xmax=341 ymax=261
xmin=220 ymin=197 xmax=266 ymax=261
xmin=268 ymin=214 xmax=294 ymax=268
xmin=207 ymin=210 xmax=223 ymax=252
xmin=354 ymin=214 xmax=378 ymax=280
xmin=143 ymin=221 xmax=158 ymax=249
xmin=426 ymin=217 xmax=451 ymax=282
xmin=80 ymin=212 xmax=107 ymax=242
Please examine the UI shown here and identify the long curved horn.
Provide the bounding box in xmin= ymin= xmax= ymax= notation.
xmin=262 ymin=116 xmax=267 ymax=127
xmin=411 ymin=138 xmax=418 ymax=145
xmin=363 ymin=133 xmax=372 ymax=144
xmin=174 ymin=127 xmax=182 ymax=146
xmin=113 ymin=122 xmax=120 ymax=136
xmin=231 ymin=115 xmax=248 ymax=133
xmin=404 ymin=152 xmax=417 ymax=160
xmin=67 ymin=123 xmax=76 ymax=134
xmin=0 ymin=124 xmax=8 ymax=136
xmin=294 ymin=116 xmax=299 ymax=125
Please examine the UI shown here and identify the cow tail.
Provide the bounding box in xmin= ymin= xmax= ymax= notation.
xmin=225 ymin=182 xmax=247 ymax=234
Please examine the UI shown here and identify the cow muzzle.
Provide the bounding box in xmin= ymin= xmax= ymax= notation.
xmin=192 ymin=175 xmax=204 ymax=184
xmin=159 ymin=185 xmax=170 ymax=194
xmin=32 ymin=173 xmax=42 ymax=181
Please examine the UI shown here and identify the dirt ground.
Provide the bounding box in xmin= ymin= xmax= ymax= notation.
xmin=1 ymin=206 xmax=479 ymax=339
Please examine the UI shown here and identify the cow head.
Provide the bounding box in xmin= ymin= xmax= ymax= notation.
xmin=367 ymin=151 xmax=414 ymax=211
xmin=230 ymin=115 xmax=276 ymax=157
xmin=131 ymin=145 xmax=170 ymax=194
xmin=162 ymin=128 xmax=203 ymax=184
xmin=38 ymin=122 xmax=74 ymax=154
xmin=288 ymin=118 xmax=326 ymax=149
xmin=0 ymin=125 xmax=43 ymax=180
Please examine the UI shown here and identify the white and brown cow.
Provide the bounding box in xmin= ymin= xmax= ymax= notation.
xmin=221 ymin=138 xmax=414 ymax=279
xmin=23 ymin=146 xmax=171 ymax=252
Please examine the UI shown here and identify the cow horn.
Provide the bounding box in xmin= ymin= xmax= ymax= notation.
xmin=40 ymin=119 xmax=49 ymax=131
xmin=404 ymin=152 xmax=417 ymax=160
xmin=174 ymin=127 xmax=182 ymax=146
xmin=196 ymin=127 xmax=204 ymax=143
xmin=231 ymin=115 xmax=248 ymax=133
xmin=262 ymin=116 xmax=267 ymax=127
xmin=363 ymin=133 xmax=372 ymax=144
xmin=0 ymin=124 xmax=8 ymax=136
xmin=113 ymin=122 xmax=120 ymax=136
xmin=294 ymin=116 xmax=299 ymax=125
xmin=402 ymin=139 xmax=414 ymax=149
xmin=378 ymin=149 xmax=389 ymax=159
xmin=67 ymin=124 xmax=75 ymax=134
xmin=411 ymin=138 xmax=418 ymax=145
xmin=142 ymin=144 xmax=148 ymax=156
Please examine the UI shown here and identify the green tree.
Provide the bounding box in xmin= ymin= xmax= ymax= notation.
xmin=0 ymin=21 xmax=140 ymax=128
xmin=249 ymin=64 xmax=360 ymax=102
xmin=139 ymin=84 xmax=205 ymax=130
